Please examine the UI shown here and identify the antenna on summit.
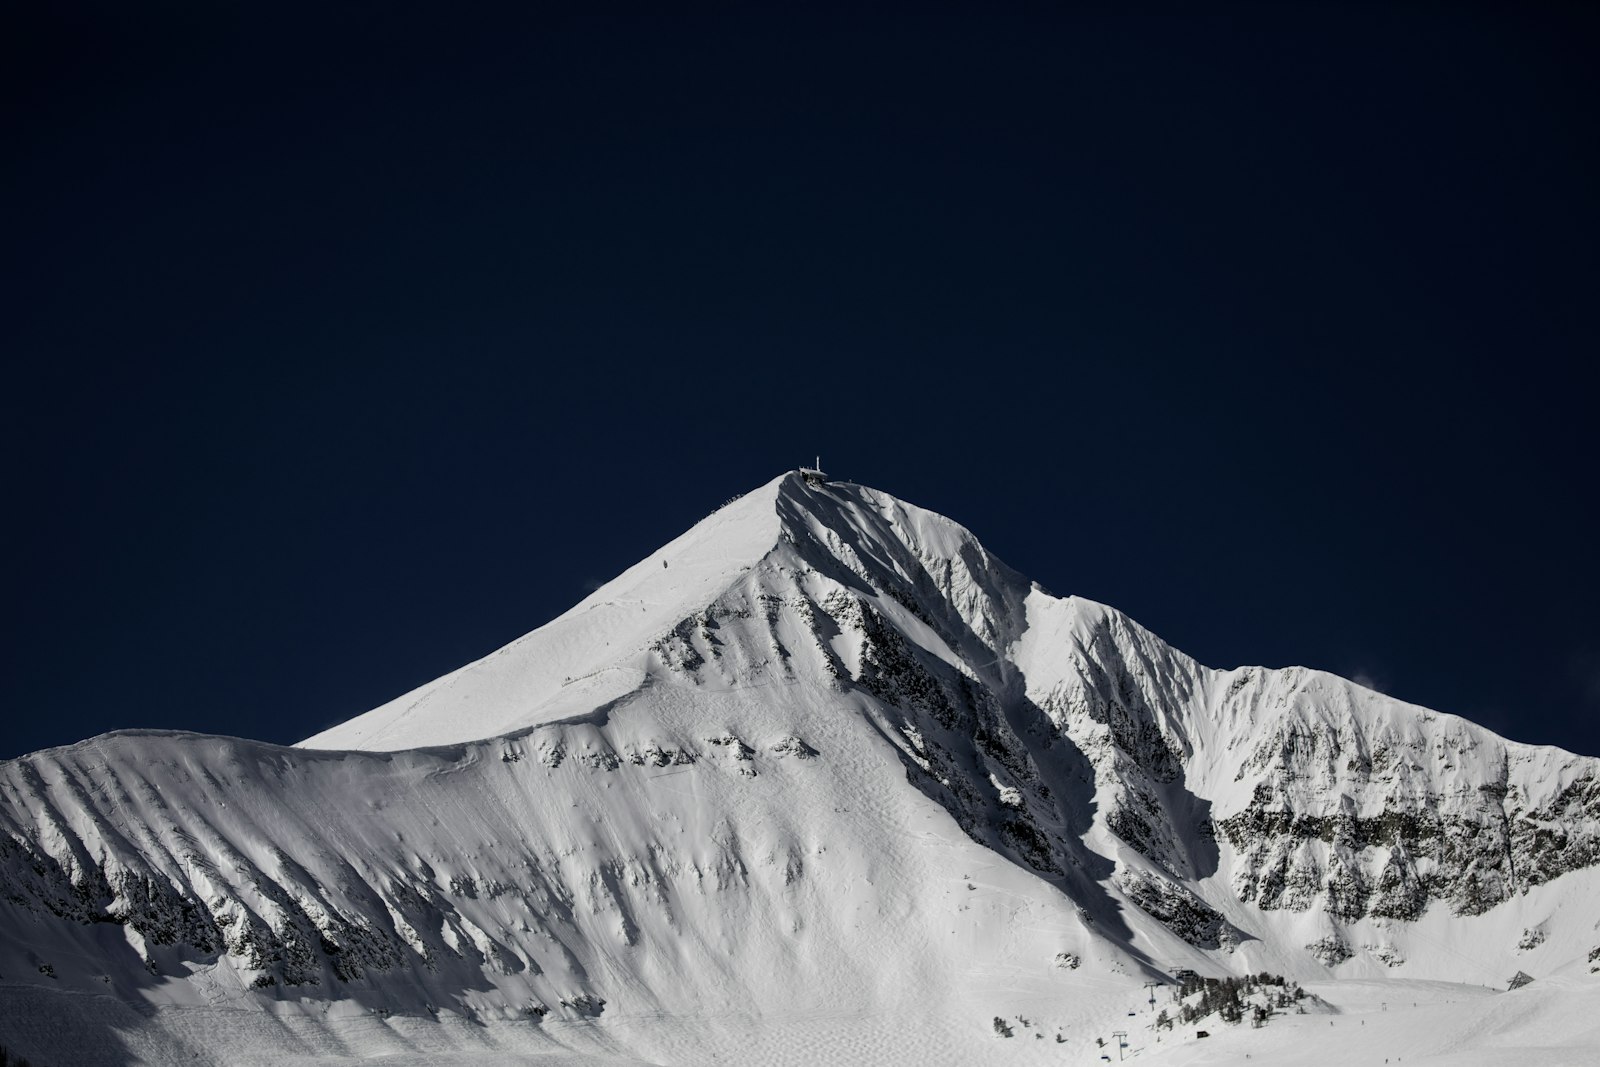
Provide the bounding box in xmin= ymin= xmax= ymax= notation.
xmin=800 ymin=456 xmax=827 ymax=486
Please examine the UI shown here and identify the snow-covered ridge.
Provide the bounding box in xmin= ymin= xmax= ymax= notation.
xmin=3 ymin=470 xmax=1598 ymax=1065
xmin=298 ymin=473 xmax=794 ymax=751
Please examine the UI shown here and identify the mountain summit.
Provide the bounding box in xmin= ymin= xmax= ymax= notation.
xmin=299 ymin=471 xmax=1026 ymax=751
xmin=304 ymin=470 xmax=1600 ymax=927
xmin=4 ymin=472 xmax=1598 ymax=1065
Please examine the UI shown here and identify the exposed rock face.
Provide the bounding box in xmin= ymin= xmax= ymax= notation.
xmin=1208 ymin=707 xmax=1600 ymax=920
xmin=1113 ymin=868 xmax=1233 ymax=949
xmin=1011 ymin=595 xmax=1600 ymax=935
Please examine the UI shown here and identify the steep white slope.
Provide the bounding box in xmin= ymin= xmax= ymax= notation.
xmin=1 ymin=702 xmax=1150 ymax=1065
xmin=301 ymin=474 xmax=790 ymax=750
xmin=4 ymin=471 xmax=1599 ymax=1066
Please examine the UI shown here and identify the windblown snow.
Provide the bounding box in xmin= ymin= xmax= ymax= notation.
xmin=3 ymin=472 xmax=1597 ymax=1065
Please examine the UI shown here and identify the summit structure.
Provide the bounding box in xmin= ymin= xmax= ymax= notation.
xmin=3 ymin=473 xmax=1598 ymax=1065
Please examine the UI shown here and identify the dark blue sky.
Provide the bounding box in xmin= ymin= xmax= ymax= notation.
xmin=5 ymin=4 xmax=1596 ymax=760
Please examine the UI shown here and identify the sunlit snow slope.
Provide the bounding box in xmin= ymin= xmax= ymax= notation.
xmin=3 ymin=472 xmax=1597 ymax=1066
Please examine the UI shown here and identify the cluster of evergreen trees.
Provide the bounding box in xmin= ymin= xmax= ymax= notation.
xmin=0 ymin=1046 xmax=38 ymax=1067
xmin=1154 ymin=972 xmax=1304 ymax=1030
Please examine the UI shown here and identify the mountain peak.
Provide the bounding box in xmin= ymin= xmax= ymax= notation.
xmin=298 ymin=472 xmax=1015 ymax=751
xmin=12 ymin=473 xmax=1600 ymax=1067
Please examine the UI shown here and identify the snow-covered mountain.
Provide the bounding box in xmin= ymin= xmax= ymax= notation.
xmin=3 ymin=472 xmax=1597 ymax=1065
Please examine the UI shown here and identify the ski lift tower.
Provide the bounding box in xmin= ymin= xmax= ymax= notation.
xmin=799 ymin=456 xmax=827 ymax=486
